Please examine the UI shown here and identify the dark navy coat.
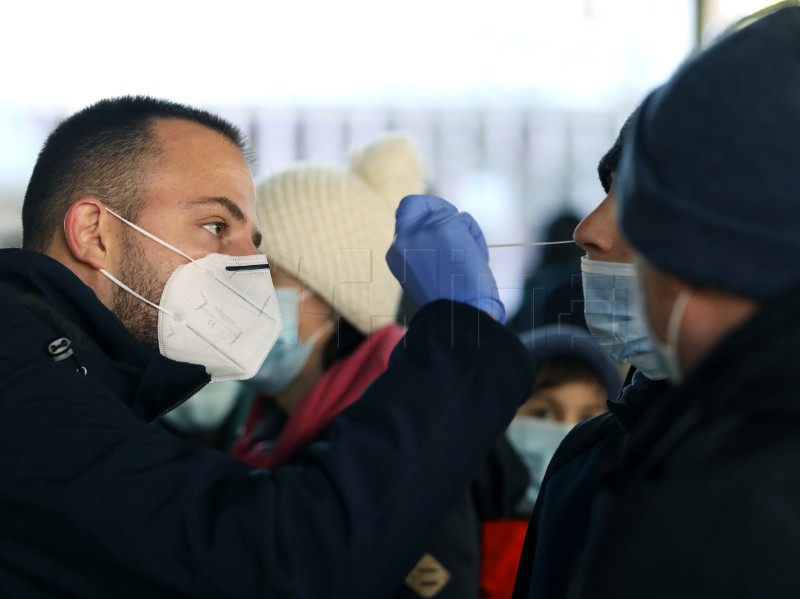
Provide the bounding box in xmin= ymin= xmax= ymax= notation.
xmin=570 ymin=285 xmax=800 ymax=598
xmin=513 ymin=370 xmax=667 ymax=598
xmin=0 ymin=249 xmax=533 ymax=598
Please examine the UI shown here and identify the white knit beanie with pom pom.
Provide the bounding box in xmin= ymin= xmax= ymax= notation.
xmin=255 ymin=133 xmax=426 ymax=335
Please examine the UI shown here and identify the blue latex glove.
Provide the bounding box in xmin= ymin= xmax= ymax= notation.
xmin=386 ymin=194 xmax=505 ymax=323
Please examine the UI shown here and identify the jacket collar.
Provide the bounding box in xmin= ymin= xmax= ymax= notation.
xmin=608 ymin=369 xmax=671 ymax=433
xmin=0 ymin=249 xmax=209 ymax=421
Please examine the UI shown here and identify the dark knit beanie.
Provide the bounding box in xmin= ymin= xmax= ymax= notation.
xmin=597 ymin=109 xmax=638 ymax=194
xmin=617 ymin=4 xmax=800 ymax=300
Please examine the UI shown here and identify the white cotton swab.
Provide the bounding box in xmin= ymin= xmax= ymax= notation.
xmin=487 ymin=240 xmax=576 ymax=248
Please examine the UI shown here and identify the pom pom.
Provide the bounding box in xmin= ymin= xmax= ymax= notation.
xmin=349 ymin=133 xmax=425 ymax=205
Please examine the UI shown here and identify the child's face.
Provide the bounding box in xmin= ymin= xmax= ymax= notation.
xmin=516 ymin=380 xmax=607 ymax=426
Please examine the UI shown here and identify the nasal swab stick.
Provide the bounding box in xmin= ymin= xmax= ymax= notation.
xmin=487 ymin=240 xmax=576 ymax=248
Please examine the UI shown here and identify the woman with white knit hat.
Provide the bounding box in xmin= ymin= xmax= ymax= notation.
xmin=232 ymin=132 xmax=424 ymax=469
xmin=232 ymin=133 xmax=504 ymax=598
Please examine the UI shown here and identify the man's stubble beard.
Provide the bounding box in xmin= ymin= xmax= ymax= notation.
xmin=111 ymin=229 xmax=168 ymax=351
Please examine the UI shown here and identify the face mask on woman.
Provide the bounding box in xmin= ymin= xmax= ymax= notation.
xmin=247 ymin=288 xmax=333 ymax=396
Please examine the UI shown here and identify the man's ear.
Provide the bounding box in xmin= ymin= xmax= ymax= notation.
xmin=63 ymin=198 xmax=118 ymax=270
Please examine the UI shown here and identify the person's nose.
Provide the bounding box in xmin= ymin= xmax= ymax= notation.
xmin=573 ymin=193 xmax=633 ymax=262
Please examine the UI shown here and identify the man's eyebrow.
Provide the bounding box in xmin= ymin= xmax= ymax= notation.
xmin=182 ymin=197 xmax=263 ymax=248
xmin=182 ymin=197 xmax=246 ymax=221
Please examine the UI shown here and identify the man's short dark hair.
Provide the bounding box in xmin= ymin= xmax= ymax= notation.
xmin=597 ymin=109 xmax=638 ymax=194
xmin=22 ymin=95 xmax=251 ymax=252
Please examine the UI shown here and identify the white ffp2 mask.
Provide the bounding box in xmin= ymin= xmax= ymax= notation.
xmin=247 ymin=288 xmax=334 ymax=396
xmin=100 ymin=208 xmax=282 ymax=382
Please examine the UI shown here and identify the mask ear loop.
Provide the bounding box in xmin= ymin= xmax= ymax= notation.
xmin=667 ymin=290 xmax=691 ymax=356
xmin=105 ymin=207 xmax=271 ymax=315
xmin=99 ymin=208 xmax=183 ymax=317
xmin=294 ymin=288 xmax=337 ymax=347
xmin=304 ymin=319 xmax=335 ymax=346
xmin=98 ymin=268 xmax=174 ymax=317
xmin=105 ymin=207 xmax=193 ymax=261
xmin=297 ymin=288 xmax=336 ymax=342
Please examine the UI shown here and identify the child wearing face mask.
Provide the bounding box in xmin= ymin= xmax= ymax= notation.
xmin=479 ymin=324 xmax=622 ymax=599
xmin=508 ymin=324 xmax=623 ymax=512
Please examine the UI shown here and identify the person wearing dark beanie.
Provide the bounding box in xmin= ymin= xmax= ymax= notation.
xmin=619 ymin=7 xmax=800 ymax=301
xmin=512 ymin=105 xmax=675 ymax=599
xmin=566 ymin=3 xmax=800 ymax=597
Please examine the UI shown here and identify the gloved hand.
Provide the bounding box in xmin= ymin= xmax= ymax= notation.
xmin=386 ymin=194 xmax=505 ymax=323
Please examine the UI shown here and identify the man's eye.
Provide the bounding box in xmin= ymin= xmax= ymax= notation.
xmin=202 ymin=222 xmax=225 ymax=237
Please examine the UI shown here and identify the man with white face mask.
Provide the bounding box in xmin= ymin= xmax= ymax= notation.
xmin=0 ymin=96 xmax=534 ymax=597
xmin=513 ymin=106 xmax=674 ymax=599
xmin=568 ymin=3 xmax=800 ymax=597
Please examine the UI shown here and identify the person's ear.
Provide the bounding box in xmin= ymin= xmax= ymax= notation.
xmin=63 ymin=198 xmax=117 ymax=270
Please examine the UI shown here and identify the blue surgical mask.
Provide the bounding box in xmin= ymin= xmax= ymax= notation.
xmin=246 ymin=288 xmax=333 ymax=396
xmin=506 ymin=417 xmax=573 ymax=506
xmin=581 ymin=257 xmax=668 ymax=380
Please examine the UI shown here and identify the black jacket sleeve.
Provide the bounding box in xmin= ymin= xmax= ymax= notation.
xmin=0 ymin=300 xmax=533 ymax=599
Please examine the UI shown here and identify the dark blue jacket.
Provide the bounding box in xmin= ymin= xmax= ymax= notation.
xmin=513 ymin=369 xmax=667 ymax=598
xmin=0 ymin=249 xmax=533 ymax=598
xmin=570 ymin=285 xmax=800 ymax=598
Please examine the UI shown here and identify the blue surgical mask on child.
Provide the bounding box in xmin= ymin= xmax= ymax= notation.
xmin=506 ymin=417 xmax=573 ymax=507
xmin=247 ymin=288 xmax=333 ymax=396
xmin=581 ymin=257 xmax=668 ymax=381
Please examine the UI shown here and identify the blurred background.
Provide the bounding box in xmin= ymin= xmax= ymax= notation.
xmin=0 ymin=0 xmax=779 ymax=317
